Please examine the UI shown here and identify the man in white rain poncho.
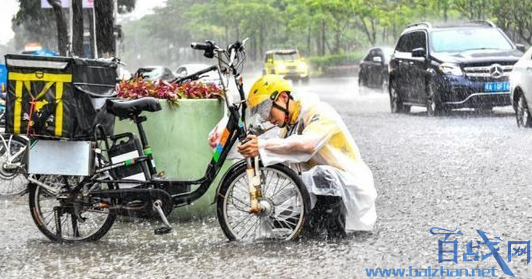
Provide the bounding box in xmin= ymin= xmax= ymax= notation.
xmin=235 ymin=74 xmax=377 ymax=237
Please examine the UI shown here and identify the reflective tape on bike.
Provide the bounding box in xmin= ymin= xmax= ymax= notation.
xmin=220 ymin=129 xmax=230 ymax=146
xmin=213 ymin=144 xmax=223 ymax=162
xmin=213 ymin=128 xmax=230 ymax=162
xmin=8 ymin=72 xmax=72 ymax=137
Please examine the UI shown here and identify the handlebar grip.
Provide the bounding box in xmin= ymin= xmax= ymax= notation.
xmin=191 ymin=42 xmax=209 ymax=50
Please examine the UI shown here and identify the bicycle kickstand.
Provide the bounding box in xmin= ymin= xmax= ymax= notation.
xmin=153 ymin=200 xmax=172 ymax=235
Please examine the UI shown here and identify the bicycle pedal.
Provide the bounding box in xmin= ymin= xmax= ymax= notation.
xmin=154 ymin=226 xmax=172 ymax=235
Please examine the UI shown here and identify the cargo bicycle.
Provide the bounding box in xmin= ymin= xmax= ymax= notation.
xmin=26 ymin=39 xmax=311 ymax=243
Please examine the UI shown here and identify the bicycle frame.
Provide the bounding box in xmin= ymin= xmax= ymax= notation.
xmin=84 ymin=40 xmax=253 ymax=212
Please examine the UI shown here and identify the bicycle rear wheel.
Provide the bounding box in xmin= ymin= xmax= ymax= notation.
xmin=0 ymin=134 xmax=28 ymax=196
xmin=217 ymin=163 xmax=310 ymax=241
xmin=28 ymin=175 xmax=117 ymax=242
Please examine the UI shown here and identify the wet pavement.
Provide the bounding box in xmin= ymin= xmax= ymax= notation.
xmin=2 ymin=77 xmax=532 ymax=279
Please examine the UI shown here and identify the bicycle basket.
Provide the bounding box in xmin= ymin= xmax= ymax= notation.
xmin=4 ymin=55 xmax=117 ymax=139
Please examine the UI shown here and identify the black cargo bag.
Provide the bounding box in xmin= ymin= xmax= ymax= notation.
xmin=4 ymin=55 xmax=117 ymax=139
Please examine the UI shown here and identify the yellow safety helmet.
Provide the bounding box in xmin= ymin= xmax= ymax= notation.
xmin=248 ymin=74 xmax=292 ymax=120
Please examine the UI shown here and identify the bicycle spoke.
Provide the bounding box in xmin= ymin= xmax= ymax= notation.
xmin=260 ymin=170 xmax=274 ymax=195
xmin=240 ymin=217 xmax=260 ymax=239
xmin=273 ymin=217 xmax=298 ymax=228
xmin=270 ymin=177 xmax=292 ymax=199
xmin=229 ymin=195 xmax=250 ymax=211
xmin=43 ymin=211 xmax=55 ymax=227
xmin=234 ymin=215 xmax=257 ymax=237
xmin=233 ymin=180 xmax=249 ymax=196
xmin=268 ymin=172 xmax=282 ymax=197
xmin=231 ymin=212 xmax=254 ymax=232
xmin=60 ymin=214 xmax=69 ymax=237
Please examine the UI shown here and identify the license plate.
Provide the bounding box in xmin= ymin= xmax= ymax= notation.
xmin=484 ymin=82 xmax=510 ymax=92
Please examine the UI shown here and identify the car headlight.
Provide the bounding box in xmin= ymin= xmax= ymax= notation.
xmin=298 ymin=63 xmax=308 ymax=72
xmin=438 ymin=63 xmax=463 ymax=76
xmin=277 ymin=64 xmax=286 ymax=72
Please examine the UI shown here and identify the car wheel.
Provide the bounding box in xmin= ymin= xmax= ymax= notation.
xmin=262 ymin=69 xmax=267 ymax=76
xmin=426 ymin=83 xmax=443 ymax=117
xmin=516 ymin=94 xmax=532 ymax=128
xmin=390 ymin=81 xmax=407 ymax=113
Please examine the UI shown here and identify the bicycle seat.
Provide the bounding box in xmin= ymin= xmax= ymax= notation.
xmin=106 ymin=97 xmax=162 ymax=118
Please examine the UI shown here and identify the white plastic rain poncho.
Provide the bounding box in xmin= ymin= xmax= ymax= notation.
xmin=257 ymin=94 xmax=377 ymax=232
xmin=208 ymin=94 xmax=377 ymax=232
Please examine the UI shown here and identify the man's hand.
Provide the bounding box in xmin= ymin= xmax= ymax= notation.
xmin=237 ymin=135 xmax=259 ymax=158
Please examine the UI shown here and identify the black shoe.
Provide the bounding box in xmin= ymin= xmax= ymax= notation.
xmin=303 ymin=196 xmax=346 ymax=238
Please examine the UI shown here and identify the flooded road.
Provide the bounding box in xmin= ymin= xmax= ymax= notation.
xmin=1 ymin=77 xmax=532 ymax=279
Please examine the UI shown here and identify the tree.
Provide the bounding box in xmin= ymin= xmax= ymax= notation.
xmin=94 ymin=0 xmax=137 ymax=57
xmin=46 ymin=0 xmax=68 ymax=56
xmin=72 ymin=0 xmax=84 ymax=56
xmin=12 ymin=0 xmax=58 ymax=51
xmin=13 ymin=0 xmax=136 ymax=57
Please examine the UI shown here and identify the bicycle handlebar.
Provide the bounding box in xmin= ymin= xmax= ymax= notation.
xmin=191 ymin=41 xmax=218 ymax=59
xmin=189 ymin=38 xmax=249 ymax=122
xmin=174 ymin=65 xmax=218 ymax=84
xmin=190 ymin=42 xmax=210 ymax=51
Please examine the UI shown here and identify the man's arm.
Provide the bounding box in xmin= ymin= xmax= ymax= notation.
xmin=239 ymin=111 xmax=341 ymax=165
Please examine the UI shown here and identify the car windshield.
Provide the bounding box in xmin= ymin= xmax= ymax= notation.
xmin=430 ymin=28 xmax=514 ymax=53
xmin=274 ymin=52 xmax=299 ymax=61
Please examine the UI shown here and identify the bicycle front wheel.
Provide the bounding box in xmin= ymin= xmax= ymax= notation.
xmin=28 ymin=175 xmax=116 ymax=242
xmin=217 ymin=163 xmax=311 ymax=241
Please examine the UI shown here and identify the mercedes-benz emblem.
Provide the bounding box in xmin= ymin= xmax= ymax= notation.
xmin=490 ymin=64 xmax=503 ymax=78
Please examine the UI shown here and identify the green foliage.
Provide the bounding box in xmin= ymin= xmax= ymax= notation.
xmin=118 ymin=0 xmax=532 ymax=69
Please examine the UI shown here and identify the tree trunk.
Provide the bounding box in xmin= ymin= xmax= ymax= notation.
xmin=360 ymin=17 xmax=376 ymax=46
xmin=316 ymin=37 xmax=321 ymax=58
xmin=88 ymin=9 xmax=95 ymax=58
xmin=47 ymin=0 xmax=68 ymax=56
xmin=320 ymin=20 xmax=326 ymax=56
xmin=259 ymin=23 xmax=265 ymax=59
xmin=252 ymin=35 xmax=257 ymax=61
xmin=95 ymin=0 xmax=115 ymax=57
xmin=225 ymin=25 xmax=229 ymax=46
xmin=307 ymin=26 xmax=311 ymax=56
xmin=72 ymin=0 xmax=84 ymax=57
xmin=334 ymin=28 xmax=341 ymax=54
xmin=370 ymin=19 xmax=377 ymax=46
xmin=443 ymin=0 xmax=449 ymax=22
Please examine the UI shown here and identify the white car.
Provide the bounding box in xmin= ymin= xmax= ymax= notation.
xmin=175 ymin=63 xmax=222 ymax=87
xmin=510 ymin=47 xmax=532 ymax=128
xmin=135 ymin=66 xmax=175 ymax=81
